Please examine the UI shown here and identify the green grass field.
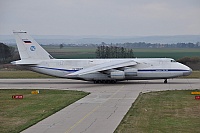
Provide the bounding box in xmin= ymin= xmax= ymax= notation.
xmin=133 ymin=48 xmax=200 ymax=60
xmin=43 ymin=46 xmax=96 ymax=59
xmin=0 ymin=70 xmax=54 ymax=78
xmin=115 ymin=90 xmax=200 ymax=133
xmin=0 ymin=89 xmax=89 ymax=133
xmin=42 ymin=46 xmax=200 ymax=60
xmin=11 ymin=45 xmax=200 ymax=59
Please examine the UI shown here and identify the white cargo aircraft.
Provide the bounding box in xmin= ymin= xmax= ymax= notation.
xmin=12 ymin=31 xmax=192 ymax=83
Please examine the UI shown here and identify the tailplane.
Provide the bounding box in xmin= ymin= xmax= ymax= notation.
xmin=13 ymin=31 xmax=53 ymax=60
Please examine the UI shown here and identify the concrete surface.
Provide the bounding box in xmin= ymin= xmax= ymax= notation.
xmin=0 ymin=78 xmax=199 ymax=133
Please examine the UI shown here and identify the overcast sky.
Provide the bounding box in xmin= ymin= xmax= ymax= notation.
xmin=0 ymin=0 xmax=200 ymax=36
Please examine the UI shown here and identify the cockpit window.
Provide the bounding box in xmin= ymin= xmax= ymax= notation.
xmin=171 ymin=60 xmax=176 ymax=62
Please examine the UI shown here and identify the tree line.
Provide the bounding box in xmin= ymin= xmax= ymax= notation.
xmin=0 ymin=43 xmax=15 ymax=64
xmin=61 ymin=42 xmax=200 ymax=49
xmin=177 ymin=57 xmax=200 ymax=64
xmin=116 ymin=42 xmax=200 ymax=48
xmin=95 ymin=45 xmax=134 ymax=58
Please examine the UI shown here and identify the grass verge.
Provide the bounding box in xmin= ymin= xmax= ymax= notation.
xmin=0 ymin=89 xmax=89 ymax=133
xmin=0 ymin=70 xmax=54 ymax=78
xmin=115 ymin=90 xmax=200 ymax=133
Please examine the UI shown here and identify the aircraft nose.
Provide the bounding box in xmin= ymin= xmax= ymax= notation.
xmin=183 ymin=68 xmax=192 ymax=76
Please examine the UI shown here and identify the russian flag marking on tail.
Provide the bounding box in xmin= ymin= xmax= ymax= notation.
xmin=22 ymin=39 xmax=32 ymax=44
xmin=24 ymin=40 xmax=32 ymax=43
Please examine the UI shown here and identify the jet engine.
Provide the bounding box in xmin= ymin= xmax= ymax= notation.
xmin=110 ymin=71 xmax=125 ymax=79
xmin=124 ymin=68 xmax=138 ymax=76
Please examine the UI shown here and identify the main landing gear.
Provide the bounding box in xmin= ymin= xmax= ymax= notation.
xmin=164 ymin=79 xmax=168 ymax=84
xmin=93 ymin=80 xmax=117 ymax=84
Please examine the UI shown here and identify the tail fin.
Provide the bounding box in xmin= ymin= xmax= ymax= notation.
xmin=13 ymin=31 xmax=53 ymax=60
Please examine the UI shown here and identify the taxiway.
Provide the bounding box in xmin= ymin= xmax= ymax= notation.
xmin=0 ymin=78 xmax=199 ymax=133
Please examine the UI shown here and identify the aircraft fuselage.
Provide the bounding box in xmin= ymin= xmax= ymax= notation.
xmin=26 ymin=58 xmax=192 ymax=81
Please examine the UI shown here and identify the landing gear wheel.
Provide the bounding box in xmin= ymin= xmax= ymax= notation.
xmin=110 ymin=80 xmax=117 ymax=84
xmin=93 ymin=80 xmax=99 ymax=84
xmin=164 ymin=79 xmax=167 ymax=84
xmin=93 ymin=80 xmax=117 ymax=84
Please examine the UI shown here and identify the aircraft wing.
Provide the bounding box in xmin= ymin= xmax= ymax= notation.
xmin=68 ymin=60 xmax=137 ymax=76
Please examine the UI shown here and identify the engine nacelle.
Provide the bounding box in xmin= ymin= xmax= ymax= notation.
xmin=124 ymin=68 xmax=137 ymax=76
xmin=110 ymin=71 xmax=125 ymax=79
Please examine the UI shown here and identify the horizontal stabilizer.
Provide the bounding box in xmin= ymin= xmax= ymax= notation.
xmin=11 ymin=60 xmax=41 ymax=65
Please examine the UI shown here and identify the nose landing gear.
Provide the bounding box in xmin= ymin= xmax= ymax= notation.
xmin=164 ymin=79 xmax=168 ymax=84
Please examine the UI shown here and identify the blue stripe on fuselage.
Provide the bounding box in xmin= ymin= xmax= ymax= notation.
xmin=138 ymin=69 xmax=190 ymax=72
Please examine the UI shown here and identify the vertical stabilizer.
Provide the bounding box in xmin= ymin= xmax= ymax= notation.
xmin=13 ymin=31 xmax=52 ymax=60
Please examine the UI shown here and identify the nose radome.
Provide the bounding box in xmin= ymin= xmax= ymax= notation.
xmin=183 ymin=68 xmax=192 ymax=76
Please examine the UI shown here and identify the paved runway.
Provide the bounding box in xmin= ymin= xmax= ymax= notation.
xmin=0 ymin=78 xmax=200 ymax=133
